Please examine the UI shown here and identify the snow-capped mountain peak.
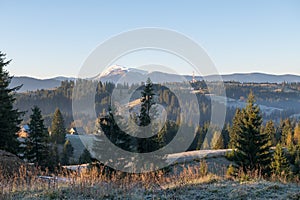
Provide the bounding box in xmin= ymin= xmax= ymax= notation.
xmin=99 ymin=65 xmax=129 ymax=77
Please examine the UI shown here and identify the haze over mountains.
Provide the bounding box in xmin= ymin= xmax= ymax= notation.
xmin=10 ymin=65 xmax=300 ymax=92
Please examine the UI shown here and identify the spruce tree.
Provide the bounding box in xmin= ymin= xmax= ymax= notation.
xmin=136 ymin=78 xmax=167 ymax=171
xmin=228 ymin=108 xmax=242 ymax=149
xmin=51 ymin=108 xmax=66 ymax=144
xmin=233 ymin=92 xmax=272 ymax=174
xmin=136 ymin=78 xmax=153 ymax=152
xmin=26 ymin=106 xmax=49 ymax=167
xmin=264 ymin=120 xmax=276 ymax=146
xmin=271 ymin=144 xmax=291 ymax=176
xmin=138 ymin=78 xmax=155 ymax=127
xmin=0 ymin=52 xmax=23 ymax=154
xmin=137 ymin=78 xmax=159 ymax=154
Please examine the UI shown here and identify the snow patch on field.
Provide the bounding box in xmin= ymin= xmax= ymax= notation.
xmin=206 ymin=94 xmax=283 ymax=116
xmin=166 ymin=149 xmax=231 ymax=165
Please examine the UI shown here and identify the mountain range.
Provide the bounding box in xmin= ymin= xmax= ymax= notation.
xmin=10 ymin=65 xmax=300 ymax=92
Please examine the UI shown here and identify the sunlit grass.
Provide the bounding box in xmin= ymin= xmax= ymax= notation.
xmin=1 ymin=160 xmax=299 ymax=199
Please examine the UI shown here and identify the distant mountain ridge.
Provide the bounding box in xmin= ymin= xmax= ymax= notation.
xmin=10 ymin=76 xmax=60 ymax=92
xmin=207 ymin=73 xmax=300 ymax=83
xmin=91 ymin=65 xmax=300 ymax=84
xmin=10 ymin=67 xmax=300 ymax=92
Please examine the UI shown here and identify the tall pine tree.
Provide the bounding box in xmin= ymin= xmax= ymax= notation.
xmin=137 ymin=78 xmax=162 ymax=153
xmin=26 ymin=106 xmax=49 ymax=167
xmin=136 ymin=78 xmax=167 ymax=171
xmin=228 ymin=108 xmax=242 ymax=149
xmin=138 ymin=78 xmax=155 ymax=127
xmin=233 ymin=92 xmax=272 ymax=175
xmin=0 ymin=52 xmax=23 ymax=154
xmin=50 ymin=108 xmax=66 ymax=144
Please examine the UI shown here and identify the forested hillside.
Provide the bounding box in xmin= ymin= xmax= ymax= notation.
xmin=15 ymin=80 xmax=300 ymax=129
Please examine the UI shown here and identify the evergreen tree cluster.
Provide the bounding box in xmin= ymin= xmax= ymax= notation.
xmin=231 ymin=92 xmax=272 ymax=174
xmin=0 ymin=52 xmax=73 ymax=171
xmin=228 ymin=92 xmax=300 ymax=178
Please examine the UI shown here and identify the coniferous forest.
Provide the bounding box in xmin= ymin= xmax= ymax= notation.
xmin=1 ymin=51 xmax=300 ymax=199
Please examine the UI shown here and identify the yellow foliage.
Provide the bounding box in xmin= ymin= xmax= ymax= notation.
xmin=294 ymin=124 xmax=300 ymax=145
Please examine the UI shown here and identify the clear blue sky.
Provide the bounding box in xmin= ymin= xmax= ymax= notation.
xmin=1 ymin=0 xmax=300 ymax=78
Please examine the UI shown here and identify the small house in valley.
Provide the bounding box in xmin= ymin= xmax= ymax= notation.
xmin=69 ymin=127 xmax=85 ymax=135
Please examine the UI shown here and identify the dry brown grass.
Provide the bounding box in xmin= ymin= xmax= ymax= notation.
xmin=0 ymin=160 xmax=210 ymax=199
xmin=1 ymin=160 xmax=299 ymax=199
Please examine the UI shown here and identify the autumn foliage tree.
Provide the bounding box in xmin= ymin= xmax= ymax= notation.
xmin=280 ymin=119 xmax=293 ymax=146
xmin=294 ymin=123 xmax=300 ymax=145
